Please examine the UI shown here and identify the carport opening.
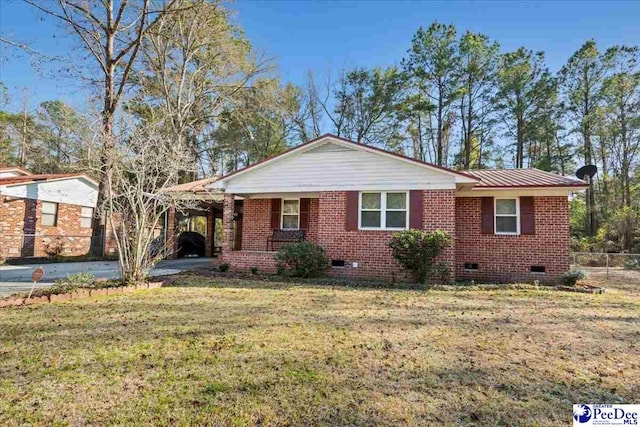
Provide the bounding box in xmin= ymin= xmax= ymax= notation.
xmin=177 ymin=214 xmax=208 ymax=258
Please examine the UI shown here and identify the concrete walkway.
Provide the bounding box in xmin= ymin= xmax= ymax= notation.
xmin=0 ymin=258 xmax=214 ymax=297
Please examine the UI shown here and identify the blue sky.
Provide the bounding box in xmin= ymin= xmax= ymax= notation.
xmin=1 ymin=0 xmax=639 ymax=112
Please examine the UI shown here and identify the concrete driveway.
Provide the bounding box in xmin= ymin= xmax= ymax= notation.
xmin=0 ymin=257 xmax=214 ymax=297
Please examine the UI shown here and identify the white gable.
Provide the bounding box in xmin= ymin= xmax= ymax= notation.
xmin=213 ymin=137 xmax=477 ymax=194
xmin=0 ymin=177 xmax=98 ymax=207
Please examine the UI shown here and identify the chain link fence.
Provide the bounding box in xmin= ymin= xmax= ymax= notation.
xmin=571 ymin=252 xmax=640 ymax=282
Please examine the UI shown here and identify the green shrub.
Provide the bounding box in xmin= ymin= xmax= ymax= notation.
xmin=55 ymin=272 xmax=96 ymax=288
xmin=250 ymin=267 xmax=259 ymax=275
xmin=561 ymin=270 xmax=587 ymax=287
xmin=219 ymin=263 xmax=230 ymax=273
xmin=624 ymin=258 xmax=640 ymax=270
xmin=29 ymin=272 xmax=95 ymax=297
xmin=388 ymin=229 xmax=452 ymax=285
xmin=276 ymin=241 xmax=329 ymax=278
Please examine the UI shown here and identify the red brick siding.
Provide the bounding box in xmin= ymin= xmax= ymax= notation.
xmin=240 ymin=198 xmax=320 ymax=251
xmin=306 ymin=198 xmax=319 ymax=243
xmin=222 ymin=192 xmax=570 ymax=283
xmin=220 ymin=250 xmax=278 ymax=274
xmin=455 ymin=196 xmax=570 ymax=283
xmin=317 ymin=190 xmax=455 ymax=281
xmin=222 ymin=193 xmax=235 ymax=251
xmin=422 ymin=190 xmax=456 ymax=275
xmin=225 ymin=191 xmax=457 ymax=281
xmin=0 ymin=196 xmax=93 ymax=258
xmin=241 ymin=199 xmax=274 ymax=251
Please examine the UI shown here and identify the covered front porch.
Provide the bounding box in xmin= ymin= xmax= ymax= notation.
xmin=218 ymin=192 xmax=320 ymax=273
xmin=217 ymin=191 xmax=417 ymax=280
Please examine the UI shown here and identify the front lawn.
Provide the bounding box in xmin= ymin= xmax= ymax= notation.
xmin=1 ymin=275 xmax=638 ymax=426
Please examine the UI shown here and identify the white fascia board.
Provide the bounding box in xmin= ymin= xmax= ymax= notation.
xmin=224 ymin=182 xmax=457 ymax=194
xmin=1 ymin=175 xmax=99 ymax=189
xmin=243 ymin=192 xmax=320 ymax=199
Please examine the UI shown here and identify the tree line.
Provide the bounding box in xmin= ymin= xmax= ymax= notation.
xmin=0 ymin=2 xmax=638 ymax=253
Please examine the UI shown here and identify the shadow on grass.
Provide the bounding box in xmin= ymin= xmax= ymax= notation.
xmin=1 ymin=282 xmax=638 ymax=425
xmin=164 ymin=271 xmax=555 ymax=295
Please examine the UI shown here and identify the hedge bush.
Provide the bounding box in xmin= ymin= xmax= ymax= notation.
xmin=561 ymin=270 xmax=587 ymax=287
xmin=276 ymin=241 xmax=329 ymax=278
xmin=388 ymin=229 xmax=452 ymax=285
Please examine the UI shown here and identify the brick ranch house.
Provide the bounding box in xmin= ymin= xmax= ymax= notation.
xmin=208 ymin=134 xmax=588 ymax=283
xmin=0 ymin=166 xmax=116 ymax=259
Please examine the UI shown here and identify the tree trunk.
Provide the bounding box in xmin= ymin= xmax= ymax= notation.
xmin=19 ymin=93 xmax=29 ymax=167
xmin=437 ymin=86 xmax=444 ymax=166
xmin=516 ymin=114 xmax=524 ymax=168
xmin=621 ymin=105 xmax=632 ymax=251
xmin=90 ymin=23 xmax=117 ymax=257
xmin=465 ymin=90 xmax=473 ymax=169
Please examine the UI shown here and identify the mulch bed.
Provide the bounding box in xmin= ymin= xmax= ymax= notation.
xmin=166 ymin=267 xmax=607 ymax=293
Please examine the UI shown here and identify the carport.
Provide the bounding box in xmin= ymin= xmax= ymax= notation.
xmin=163 ymin=177 xmax=227 ymax=259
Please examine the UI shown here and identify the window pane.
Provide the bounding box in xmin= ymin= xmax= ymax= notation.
xmin=361 ymin=211 xmax=381 ymax=228
xmin=386 ymin=193 xmax=406 ymax=209
xmin=42 ymin=202 xmax=57 ymax=214
xmin=282 ymin=215 xmax=298 ymax=229
xmin=496 ymin=199 xmax=516 ymax=215
xmin=361 ymin=193 xmax=381 ymax=210
xmin=496 ymin=216 xmax=517 ymax=233
xmin=283 ymin=200 xmax=299 ymax=214
xmin=386 ymin=211 xmax=406 ymax=228
xmin=81 ymin=217 xmax=92 ymax=228
xmin=81 ymin=207 xmax=93 ymax=218
xmin=42 ymin=214 xmax=55 ymax=226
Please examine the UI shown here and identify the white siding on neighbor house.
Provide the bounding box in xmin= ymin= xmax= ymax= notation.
xmin=0 ymin=177 xmax=98 ymax=207
xmin=221 ymin=141 xmax=460 ymax=194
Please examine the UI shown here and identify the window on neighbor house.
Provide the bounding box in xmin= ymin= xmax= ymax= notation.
xmin=495 ymin=198 xmax=519 ymax=234
xmin=281 ymin=199 xmax=299 ymax=230
xmin=81 ymin=207 xmax=93 ymax=228
xmin=41 ymin=202 xmax=58 ymax=226
xmin=359 ymin=191 xmax=408 ymax=230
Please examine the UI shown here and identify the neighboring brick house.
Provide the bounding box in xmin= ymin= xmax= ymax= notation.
xmin=208 ymin=134 xmax=587 ymax=283
xmin=0 ymin=167 xmax=113 ymax=259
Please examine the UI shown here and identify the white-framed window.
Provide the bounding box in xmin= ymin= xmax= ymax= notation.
xmin=80 ymin=207 xmax=94 ymax=228
xmin=281 ymin=199 xmax=300 ymax=230
xmin=495 ymin=197 xmax=520 ymax=235
xmin=359 ymin=191 xmax=408 ymax=230
xmin=41 ymin=202 xmax=58 ymax=227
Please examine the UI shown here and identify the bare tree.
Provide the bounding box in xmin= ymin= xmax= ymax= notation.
xmin=102 ymin=121 xmax=195 ymax=283
xmin=296 ymin=71 xmax=324 ymax=141
xmin=24 ymin=0 xmax=181 ymax=254
xmin=134 ymin=0 xmax=270 ymax=175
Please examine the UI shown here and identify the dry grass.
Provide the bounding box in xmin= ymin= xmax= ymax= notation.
xmin=1 ymin=274 xmax=638 ymax=426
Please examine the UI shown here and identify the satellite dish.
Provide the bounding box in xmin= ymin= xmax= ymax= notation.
xmin=576 ymin=164 xmax=597 ymax=181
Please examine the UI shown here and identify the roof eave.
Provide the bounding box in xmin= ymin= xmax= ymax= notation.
xmin=0 ymin=174 xmax=98 ymax=188
xmin=471 ymin=184 xmax=589 ymax=190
